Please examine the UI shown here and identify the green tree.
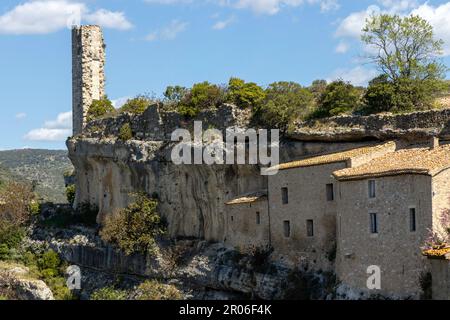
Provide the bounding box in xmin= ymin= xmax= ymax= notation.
xmin=120 ymin=96 xmax=152 ymax=114
xmin=253 ymin=81 xmax=314 ymax=132
xmin=178 ymin=82 xmax=225 ymax=117
xmin=308 ymin=79 xmax=328 ymax=99
xmin=362 ymin=14 xmax=448 ymax=112
xmin=164 ymin=86 xmax=188 ymax=103
xmin=87 ymin=97 xmax=115 ymax=122
xmin=227 ymin=77 xmax=266 ymax=109
xmin=313 ymin=80 xmax=362 ymax=118
xmin=100 ymin=193 xmax=166 ymax=255
xmin=362 ymin=14 xmax=446 ymax=82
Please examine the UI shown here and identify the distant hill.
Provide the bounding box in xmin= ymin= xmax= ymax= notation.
xmin=0 ymin=149 xmax=73 ymax=203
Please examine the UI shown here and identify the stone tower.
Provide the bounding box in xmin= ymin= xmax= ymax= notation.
xmin=72 ymin=25 xmax=105 ymax=135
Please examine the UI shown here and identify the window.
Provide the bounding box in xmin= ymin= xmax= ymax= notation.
xmin=370 ymin=213 xmax=378 ymax=234
xmin=409 ymin=208 xmax=416 ymax=232
xmin=283 ymin=221 xmax=291 ymax=238
xmin=326 ymin=184 xmax=334 ymax=201
xmin=307 ymin=220 xmax=314 ymax=237
xmin=282 ymin=187 xmax=289 ymax=204
xmin=368 ymin=180 xmax=376 ymax=198
xmin=256 ymin=212 xmax=261 ymax=225
xmin=231 ymin=216 xmax=234 ymax=222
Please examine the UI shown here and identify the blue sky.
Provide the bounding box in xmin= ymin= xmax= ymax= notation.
xmin=1 ymin=0 xmax=450 ymax=150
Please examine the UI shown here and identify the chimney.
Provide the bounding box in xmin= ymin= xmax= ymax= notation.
xmin=430 ymin=136 xmax=440 ymax=149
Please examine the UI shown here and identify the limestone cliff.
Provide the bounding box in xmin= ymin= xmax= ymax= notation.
xmin=68 ymin=104 xmax=450 ymax=242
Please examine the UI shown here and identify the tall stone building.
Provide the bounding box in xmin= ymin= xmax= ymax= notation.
xmin=72 ymin=25 xmax=105 ymax=135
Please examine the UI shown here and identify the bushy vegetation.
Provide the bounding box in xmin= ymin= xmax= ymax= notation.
xmin=120 ymin=96 xmax=152 ymax=114
xmin=66 ymin=184 xmax=76 ymax=206
xmin=177 ymin=81 xmax=226 ymax=117
xmin=90 ymin=286 xmax=128 ymax=300
xmin=100 ymin=193 xmax=166 ymax=255
xmin=227 ymin=77 xmax=266 ymax=109
xmin=86 ymin=97 xmax=115 ymax=122
xmin=135 ymin=280 xmax=182 ymax=300
xmin=39 ymin=202 xmax=98 ymax=229
xmin=118 ymin=123 xmax=133 ymax=141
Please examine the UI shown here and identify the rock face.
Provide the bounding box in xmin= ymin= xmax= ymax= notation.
xmin=290 ymin=109 xmax=450 ymax=142
xmin=0 ymin=265 xmax=54 ymax=300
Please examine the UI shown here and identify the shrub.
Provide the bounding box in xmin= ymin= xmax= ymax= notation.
xmin=252 ymin=81 xmax=314 ymax=132
xmin=136 ymin=280 xmax=182 ymax=300
xmin=227 ymin=77 xmax=266 ymax=109
xmin=0 ymin=225 xmax=25 ymax=251
xmin=178 ymin=82 xmax=225 ymax=117
xmin=363 ymin=75 xmax=446 ymax=114
xmin=91 ymin=286 xmax=128 ymax=300
xmin=164 ymin=86 xmax=189 ymax=104
xmin=311 ymin=80 xmax=362 ymax=118
xmin=37 ymin=250 xmax=60 ymax=272
xmin=66 ymin=184 xmax=76 ymax=206
xmin=86 ymin=97 xmax=115 ymax=122
xmin=100 ymin=193 xmax=166 ymax=255
xmin=0 ymin=244 xmax=9 ymax=260
xmin=120 ymin=96 xmax=151 ymax=114
xmin=119 ymin=123 xmax=133 ymax=141
xmin=0 ymin=181 xmax=36 ymax=227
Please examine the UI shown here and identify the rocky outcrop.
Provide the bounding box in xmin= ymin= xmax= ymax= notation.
xmin=0 ymin=265 xmax=54 ymax=300
xmin=290 ymin=109 xmax=450 ymax=142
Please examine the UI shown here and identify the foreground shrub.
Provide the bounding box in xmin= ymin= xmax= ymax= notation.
xmin=136 ymin=280 xmax=182 ymax=300
xmin=91 ymin=286 xmax=128 ymax=300
xmin=100 ymin=193 xmax=166 ymax=255
xmin=66 ymin=184 xmax=76 ymax=206
xmin=118 ymin=123 xmax=133 ymax=141
xmin=0 ymin=181 xmax=36 ymax=227
xmin=120 ymin=96 xmax=152 ymax=114
xmin=86 ymin=97 xmax=115 ymax=122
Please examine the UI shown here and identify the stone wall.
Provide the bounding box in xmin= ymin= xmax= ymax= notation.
xmin=335 ymin=174 xmax=433 ymax=298
xmin=429 ymin=258 xmax=450 ymax=300
xmin=72 ymin=25 xmax=105 ymax=135
xmin=291 ymin=109 xmax=450 ymax=142
xmin=268 ymin=162 xmax=344 ymax=271
xmin=224 ymin=199 xmax=270 ymax=251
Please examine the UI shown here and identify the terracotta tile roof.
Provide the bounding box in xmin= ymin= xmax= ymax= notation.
xmin=225 ymin=190 xmax=267 ymax=205
xmin=333 ymin=144 xmax=450 ymax=181
xmin=269 ymin=141 xmax=396 ymax=172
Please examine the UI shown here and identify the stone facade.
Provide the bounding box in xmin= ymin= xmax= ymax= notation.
xmin=72 ymin=25 xmax=105 ymax=136
xmin=335 ymin=174 xmax=432 ymax=298
xmin=429 ymin=257 xmax=450 ymax=300
xmin=224 ymin=192 xmax=270 ymax=251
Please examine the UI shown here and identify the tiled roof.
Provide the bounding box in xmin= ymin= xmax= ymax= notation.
xmin=269 ymin=141 xmax=396 ymax=171
xmin=333 ymin=144 xmax=450 ymax=181
xmin=225 ymin=190 xmax=267 ymax=205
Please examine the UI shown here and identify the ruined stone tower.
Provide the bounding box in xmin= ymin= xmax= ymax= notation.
xmin=72 ymin=25 xmax=105 ymax=135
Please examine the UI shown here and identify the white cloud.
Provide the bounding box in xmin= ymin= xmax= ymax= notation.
xmin=24 ymin=111 xmax=72 ymax=141
xmin=212 ymin=16 xmax=236 ymax=30
xmin=111 ymin=97 xmax=130 ymax=109
xmin=412 ymin=3 xmax=450 ymax=55
xmin=335 ymin=41 xmax=349 ymax=54
xmin=0 ymin=0 xmax=132 ymax=34
xmin=328 ymin=66 xmax=378 ymax=86
xmin=85 ymin=9 xmax=133 ymax=30
xmin=335 ymin=2 xmax=450 ymax=57
xmin=145 ymin=20 xmax=189 ymax=41
xmin=15 ymin=112 xmax=27 ymax=120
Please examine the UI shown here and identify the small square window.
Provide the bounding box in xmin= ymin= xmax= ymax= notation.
xmin=368 ymin=180 xmax=376 ymax=199
xmin=409 ymin=208 xmax=416 ymax=232
xmin=283 ymin=220 xmax=291 ymax=238
xmin=307 ymin=220 xmax=314 ymax=237
xmin=256 ymin=212 xmax=261 ymax=225
xmin=326 ymin=184 xmax=334 ymax=201
xmin=370 ymin=213 xmax=378 ymax=234
xmin=281 ymin=187 xmax=289 ymax=204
